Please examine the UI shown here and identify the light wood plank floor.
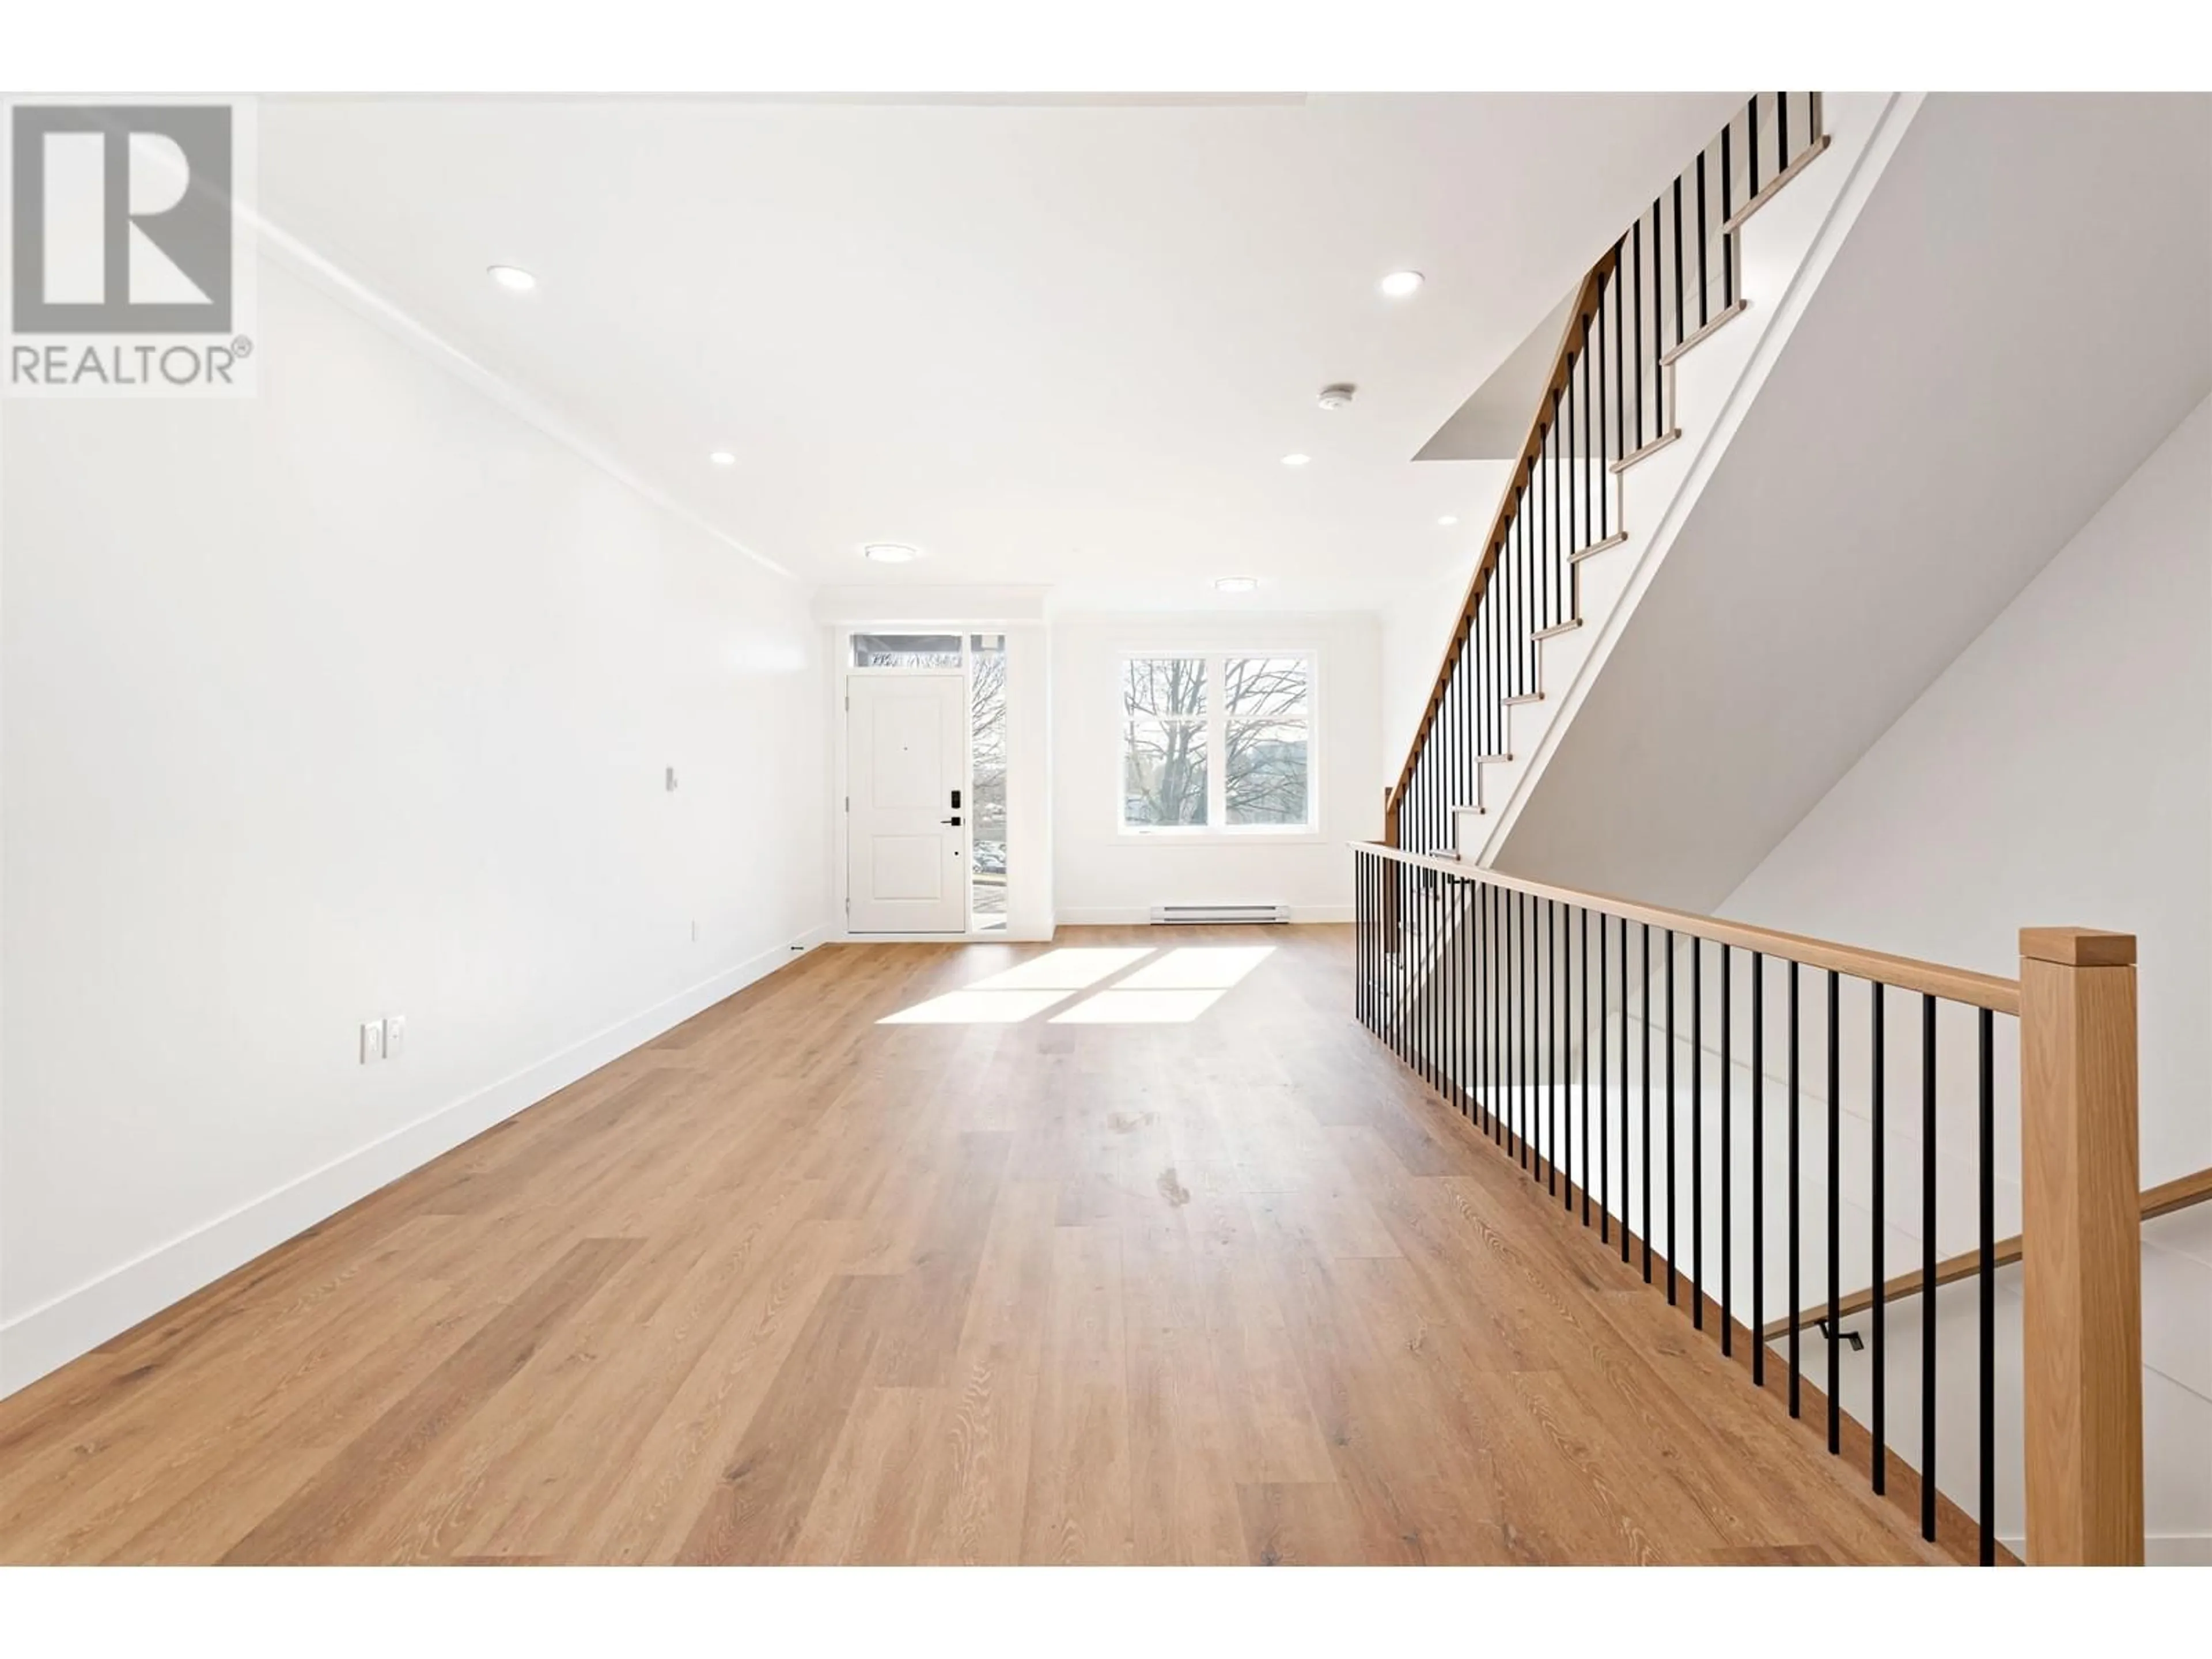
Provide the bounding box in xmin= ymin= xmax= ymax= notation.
xmin=0 ymin=927 xmax=1948 ymax=1565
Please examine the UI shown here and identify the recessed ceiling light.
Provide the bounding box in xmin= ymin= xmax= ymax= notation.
xmin=487 ymin=264 xmax=538 ymax=293
xmin=709 ymin=450 xmax=736 ymax=468
xmin=1380 ymin=270 xmax=1424 ymax=298
xmin=1214 ymin=576 xmax=1260 ymax=594
xmin=1438 ymin=514 xmax=1459 ymax=527
xmin=862 ymin=543 xmax=920 ymax=564
xmin=1280 ymin=453 xmax=1311 ymax=468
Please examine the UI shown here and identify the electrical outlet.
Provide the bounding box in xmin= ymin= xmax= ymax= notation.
xmin=382 ymin=1014 xmax=406 ymax=1059
xmin=359 ymin=1020 xmax=385 ymax=1065
xmin=690 ymin=919 xmax=699 ymax=944
xmin=665 ymin=766 xmax=679 ymax=793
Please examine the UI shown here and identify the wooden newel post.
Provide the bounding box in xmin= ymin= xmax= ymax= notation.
xmin=2018 ymin=927 xmax=2143 ymax=1565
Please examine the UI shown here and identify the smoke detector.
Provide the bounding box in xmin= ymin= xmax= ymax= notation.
xmin=1317 ymin=382 xmax=1357 ymax=411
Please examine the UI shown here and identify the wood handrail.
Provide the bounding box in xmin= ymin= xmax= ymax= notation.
xmin=1351 ymin=840 xmax=2021 ymax=1014
xmin=1758 ymin=1165 xmax=2212 ymax=1342
xmin=1382 ymin=244 xmax=1619 ymax=847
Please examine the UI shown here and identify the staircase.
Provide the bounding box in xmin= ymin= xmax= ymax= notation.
xmin=1387 ymin=91 xmax=1865 ymax=861
xmin=1361 ymin=93 xmax=2203 ymax=1566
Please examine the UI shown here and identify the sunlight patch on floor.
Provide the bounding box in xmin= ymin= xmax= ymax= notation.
xmin=877 ymin=942 xmax=1276 ymax=1027
xmin=964 ymin=946 xmax=1153 ymax=992
xmin=1117 ymin=945 xmax=1274 ymax=990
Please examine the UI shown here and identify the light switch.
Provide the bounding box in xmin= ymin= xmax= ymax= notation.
xmin=382 ymin=1014 xmax=407 ymax=1059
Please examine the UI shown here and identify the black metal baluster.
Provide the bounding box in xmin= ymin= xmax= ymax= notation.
xmin=1751 ymin=951 xmax=1763 ymax=1380
xmin=1789 ymin=959 xmax=1802 ymax=1418
xmin=1509 ymin=888 xmax=1521 ymax=1158
xmin=1696 ymin=147 xmax=1709 ymax=328
xmin=1424 ymin=871 xmax=1442 ymax=1092
xmin=1872 ymin=980 xmax=1887 ymax=1493
xmin=1613 ymin=244 xmax=1626 ymax=468
xmin=1440 ymin=867 xmax=1453 ymax=1106
xmin=1650 ymin=199 xmax=1665 ymax=433
xmin=1380 ymin=862 xmax=1397 ymax=1057
xmin=1581 ymin=906 xmax=1592 ymax=1224
xmin=1631 ymin=219 xmax=1643 ymax=452
xmin=1495 ymin=881 xmax=1507 ymax=1143
xmin=1522 ymin=888 xmax=1533 ymax=1171
xmin=1596 ymin=274 xmax=1608 ymax=541
xmin=1599 ymin=907 xmax=1610 ymax=1241
xmin=1355 ymin=852 xmax=1365 ymax=1027
xmin=1478 ymin=878 xmax=1490 ymax=1137
xmin=1549 ymin=897 xmax=1561 ymax=1198
xmin=1749 ymin=92 xmax=1762 ymax=199
xmin=1922 ymin=993 xmax=1938 ymax=1543
xmin=1721 ymin=121 xmax=1734 ymax=306
xmin=1693 ymin=937 xmax=1705 ymax=1328
xmin=1672 ymin=175 xmax=1685 ymax=353
xmin=1620 ymin=914 xmax=1631 ymax=1264
xmin=1577 ymin=316 xmax=1590 ymax=560
xmin=1827 ymin=967 xmax=1842 ymax=1456
xmin=1666 ymin=929 xmax=1677 ymax=1303
xmin=1779 ymin=89 xmax=1790 ymax=169
xmin=1723 ymin=944 xmax=1735 ymax=1357
xmin=1642 ymin=921 xmax=1653 ymax=1283
xmin=1978 ymin=1005 xmax=1995 ymax=1567
xmin=1451 ymin=862 xmax=1468 ymax=1123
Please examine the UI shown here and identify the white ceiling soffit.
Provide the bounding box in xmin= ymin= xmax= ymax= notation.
xmin=258 ymin=93 xmax=1742 ymax=610
xmin=1414 ymin=283 xmax=1578 ymax=462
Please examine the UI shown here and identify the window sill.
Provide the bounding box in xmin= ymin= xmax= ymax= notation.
xmin=1116 ymin=827 xmax=1324 ymax=846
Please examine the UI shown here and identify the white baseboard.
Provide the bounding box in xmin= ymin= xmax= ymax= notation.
xmin=0 ymin=927 xmax=828 ymax=1398
xmin=2149 ymin=1533 xmax=2212 ymax=1566
xmin=1055 ymin=906 xmax=1354 ymax=926
xmin=2001 ymin=1532 xmax=2212 ymax=1566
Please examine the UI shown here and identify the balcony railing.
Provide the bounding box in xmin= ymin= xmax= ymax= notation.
xmin=1353 ymin=843 xmax=2152 ymax=1566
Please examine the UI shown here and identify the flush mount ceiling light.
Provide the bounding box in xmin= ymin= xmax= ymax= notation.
xmin=1317 ymin=383 xmax=1357 ymax=411
xmin=708 ymin=450 xmax=736 ymax=467
xmin=1214 ymin=576 xmax=1260 ymax=594
xmin=862 ymin=543 xmax=920 ymax=564
xmin=1438 ymin=514 xmax=1459 ymax=527
xmin=1279 ymin=453 xmax=1311 ymax=468
xmin=487 ymin=264 xmax=538 ymax=293
xmin=1379 ymin=270 xmax=1424 ymax=298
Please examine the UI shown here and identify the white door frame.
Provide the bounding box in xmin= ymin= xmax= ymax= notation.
xmin=833 ymin=628 xmax=993 ymax=941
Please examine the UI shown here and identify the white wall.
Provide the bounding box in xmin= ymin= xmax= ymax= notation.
xmin=1051 ymin=611 xmax=1380 ymax=923
xmin=1377 ymin=566 xmax=1467 ymax=806
xmin=0 ymin=256 xmax=831 ymax=1394
xmin=1718 ymin=393 xmax=2212 ymax=1562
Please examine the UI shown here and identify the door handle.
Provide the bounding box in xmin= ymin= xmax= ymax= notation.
xmin=940 ymin=816 xmax=963 ymax=827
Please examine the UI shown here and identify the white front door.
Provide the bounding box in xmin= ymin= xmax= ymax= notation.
xmin=847 ymin=673 xmax=968 ymax=933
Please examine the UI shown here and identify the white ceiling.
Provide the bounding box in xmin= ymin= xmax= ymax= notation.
xmin=259 ymin=93 xmax=1741 ymax=611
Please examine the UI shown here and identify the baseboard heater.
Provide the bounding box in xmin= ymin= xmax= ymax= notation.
xmin=1148 ymin=903 xmax=1291 ymax=925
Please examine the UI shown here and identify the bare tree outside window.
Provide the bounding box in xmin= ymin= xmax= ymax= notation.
xmin=1224 ymin=656 xmax=1310 ymax=825
xmin=970 ymin=635 xmax=1008 ymax=928
xmin=1121 ymin=657 xmax=1207 ymax=825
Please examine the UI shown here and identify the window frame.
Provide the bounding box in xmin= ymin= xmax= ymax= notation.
xmin=1115 ymin=648 xmax=1320 ymax=840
